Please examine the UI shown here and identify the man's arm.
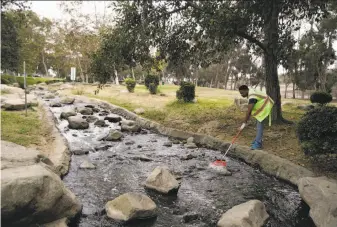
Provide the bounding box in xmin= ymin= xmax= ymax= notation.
xmin=243 ymin=103 xmax=254 ymax=123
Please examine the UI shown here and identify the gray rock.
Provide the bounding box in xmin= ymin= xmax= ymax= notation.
xmin=125 ymin=140 xmax=135 ymax=145
xmin=77 ymin=107 xmax=93 ymax=115
xmin=298 ymin=177 xmax=337 ymax=227
xmin=60 ymin=111 xmax=77 ymax=120
xmin=145 ymin=166 xmax=180 ymax=194
xmin=172 ymin=140 xmax=180 ymax=144
xmin=85 ymin=104 xmax=95 ymax=108
xmin=130 ymin=156 xmax=153 ymax=162
xmin=93 ymin=108 xmax=100 ymax=113
xmin=217 ymin=200 xmax=269 ymax=227
xmin=99 ymin=110 xmax=109 ymax=116
xmin=181 ymin=154 xmax=197 ymax=161
xmin=60 ymin=97 xmax=75 ymax=105
xmin=79 ymin=160 xmax=96 ymax=169
xmin=187 ymin=137 xmax=194 ymax=144
xmin=3 ymin=99 xmax=30 ymax=110
xmin=86 ymin=115 xmax=98 ymax=123
xmin=163 ymin=141 xmax=173 ymax=147
xmin=44 ymin=94 xmax=55 ymax=99
xmin=1 ymin=165 xmax=81 ymax=226
xmin=94 ymin=120 xmax=106 ymax=127
xmin=50 ymin=102 xmax=62 ymax=107
xmin=184 ymin=143 xmax=198 ymax=149
xmin=134 ymin=108 xmax=145 ymax=115
xmin=104 ymin=114 xmax=122 ymax=123
xmin=121 ymin=120 xmax=141 ymax=132
xmin=67 ymin=116 xmax=89 ymax=130
xmin=105 ymin=129 xmax=123 ymax=141
xmin=105 ymin=193 xmax=157 ymax=221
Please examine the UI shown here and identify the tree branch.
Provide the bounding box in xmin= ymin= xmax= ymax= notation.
xmin=234 ymin=30 xmax=267 ymax=53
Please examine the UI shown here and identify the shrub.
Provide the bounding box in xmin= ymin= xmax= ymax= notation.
xmin=1 ymin=74 xmax=17 ymax=84
xmin=176 ymin=81 xmax=195 ymax=102
xmin=149 ymin=83 xmax=157 ymax=94
xmin=310 ymin=91 xmax=333 ymax=105
xmin=144 ymin=74 xmax=159 ymax=89
xmin=297 ymin=106 xmax=337 ymax=156
xmin=124 ymin=78 xmax=136 ymax=93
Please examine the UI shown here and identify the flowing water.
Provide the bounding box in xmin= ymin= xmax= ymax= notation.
xmin=40 ymin=93 xmax=315 ymax=227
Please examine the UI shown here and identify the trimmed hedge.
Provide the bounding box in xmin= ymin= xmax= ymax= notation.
xmin=176 ymin=81 xmax=195 ymax=102
xmin=149 ymin=83 xmax=157 ymax=94
xmin=297 ymin=105 xmax=337 ymax=156
xmin=144 ymin=74 xmax=159 ymax=89
xmin=310 ymin=91 xmax=332 ymax=105
xmin=124 ymin=78 xmax=136 ymax=93
xmin=1 ymin=74 xmax=64 ymax=88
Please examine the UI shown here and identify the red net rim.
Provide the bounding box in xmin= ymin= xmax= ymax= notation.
xmin=212 ymin=160 xmax=227 ymax=166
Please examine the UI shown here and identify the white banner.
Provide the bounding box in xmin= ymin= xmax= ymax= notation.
xmin=71 ymin=67 xmax=76 ymax=81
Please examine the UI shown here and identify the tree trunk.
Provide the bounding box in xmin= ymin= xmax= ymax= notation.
xmin=131 ymin=67 xmax=135 ymax=79
xmin=41 ymin=51 xmax=48 ymax=77
xmin=263 ymin=0 xmax=283 ymax=122
xmin=284 ymin=83 xmax=288 ymax=99
xmin=76 ymin=56 xmax=84 ymax=82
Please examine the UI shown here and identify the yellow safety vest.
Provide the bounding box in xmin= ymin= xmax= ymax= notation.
xmin=248 ymin=89 xmax=274 ymax=126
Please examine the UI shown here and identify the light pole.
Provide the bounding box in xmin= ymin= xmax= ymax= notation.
xmin=24 ymin=61 xmax=27 ymax=117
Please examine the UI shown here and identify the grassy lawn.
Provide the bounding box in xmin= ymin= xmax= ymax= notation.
xmin=1 ymin=109 xmax=43 ymax=147
xmin=60 ymin=83 xmax=336 ymax=178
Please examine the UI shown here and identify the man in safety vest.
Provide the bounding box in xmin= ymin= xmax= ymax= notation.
xmin=238 ymin=85 xmax=274 ymax=150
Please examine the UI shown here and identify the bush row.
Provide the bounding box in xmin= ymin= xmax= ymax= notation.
xmin=1 ymin=74 xmax=64 ymax=88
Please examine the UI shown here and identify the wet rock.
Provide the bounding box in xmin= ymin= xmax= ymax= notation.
xmin=105 ymin=129 xmax=123 ymax=141
xmin=150 ymin=139 xmax=157 ymax=142
xmin=172 ymin=140 xmax=180 ymax=144
xmin=104 ymin=114 xmax=122 ymax=123
xmin=145 ymin=166 xmax=181 ymax=194
xmin=86 ymin=115 xmax=98 ymax=123
xmin=43 ymin=218 xmax=68 ymax=227
xmin=60 ymin=111 xmax=76 ymax=120
xmin=183 ymin=212 xmax=200 ymax=223
xmin=217 ymin=200 xmax=269 ymax=227
xmin=134 ymin=108 xmax=145 ymax=115
xmin=185 ymin=143 xmax=198 ymax=149
xmin=68 ymin=116 xmax=89 ymax=130
xmin=298 ymin=177 xmax=337 ymax=227
xmin=94 ymin=120 xmax=106 ymax=127
xmin=121 ymin=120 xmax=141 ymax=132
xmin=82 ymin=206 xmax=96 ymax=217
xmin=95 ymin=145 xmax=113 ymax=151
xmin=105 ymin=193 xmax=157 ymax=221
xmin=140 ymin=130 xmax=148 ymax=134
xmin=60 ymin=97 xmax=75 ymax=105
xmin=69 ymin=142 xmax=93 ymax=155
xmin=77 ymin=107 xmax=93 ymax=115
xmin=93 ymin=107 xmax=100 ymax=113
xmin=125 ymin=140 xmax=135 ymax=145
xmin=50 ymin=102 xmax=62 ymax=107
xmin=1 ymin=165 xmax=82 ymax=226
xmin=130 ymin=156 xmax=153 ymax=162
xmin=84 ymin=104 xmax=95 ymax=108
xmin=137 ymin=145 xmax=143 ymax=148
xmin=181 ymin=154 xmax=197 ymax=160
xmin=72 ymin=134 xmax=78 ymax=137
xmin=163 ymin=141 xmax=173 ymax=147
xmin=99 ymin=110 xmax=110 ymax=116
xmin=79 ymin=160 xmax=96 ymax=169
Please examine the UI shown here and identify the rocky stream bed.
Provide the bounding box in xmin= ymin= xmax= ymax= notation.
xmin=38 ymin=91 xmax=315 ymax=227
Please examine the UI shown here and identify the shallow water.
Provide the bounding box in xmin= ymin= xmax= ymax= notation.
xmin=41 ymin=94 xmax=315 ymax=227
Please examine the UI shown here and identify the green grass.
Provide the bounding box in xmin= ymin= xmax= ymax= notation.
xmin=0 ymin=89 xmax=11 ymax=95
xmin=86 ymin=94 xmax=140 ymax=111
xmin=1 ymin=110 xmax=43 ymax=147
xmin=1 ymin=74 xmax=64 ymax=88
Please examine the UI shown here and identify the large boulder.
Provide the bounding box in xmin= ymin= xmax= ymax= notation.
xmin=1 ymin=141 xmax=53 ymax=170
xmin=217 ymin=200 xmax=269 ymax=227
xmin=1 ymin=164 xmax=82 ymax=226
xmin=105 ymin=193 xmax=157 ymax=221
xmin=298 ymin=177 xmax=337 ymax=227
xmin=121 ymin=120 xmax=141 ymax=132
xmin=68 ymin=141 xmax=93 ymax=155
xmin=60 ymin=97 xmax=75 ymax=105
xmin=94 ymin=120 xmax=106 ymax=127
xmin=104 ymin=114 xmax=122 ymax=123
xmin=145 ymin=166 xmax=180 ymax=194
xmin=77 ymin=107 xmax=93 ymax=115
xmin=85 ymin=115 xmax=98 ymax=123
xmin=2 ymin=99 xmax=30 ymax=110
xmin=105 ymin=129 xmax=123 ymax=141
xmin=60 ymin=111 xmax=77 ymax=120
xmin=67 ymin=116 xmax=89 ymax=130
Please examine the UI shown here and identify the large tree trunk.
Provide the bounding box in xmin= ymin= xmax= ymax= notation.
xmin=263 ymin=0 xmax=283 ymax=122
xmin=76 ymin=56 xmax=84 ymax=82
xmin=284 ymin=83 xmax=288 ymax=99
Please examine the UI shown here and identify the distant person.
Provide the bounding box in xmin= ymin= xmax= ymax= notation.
xmin=238 ymin=85 xmax=274 ymax=150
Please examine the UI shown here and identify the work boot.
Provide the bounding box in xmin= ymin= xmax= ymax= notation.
xmin=251 ymin=141 xmax=262 ymax=150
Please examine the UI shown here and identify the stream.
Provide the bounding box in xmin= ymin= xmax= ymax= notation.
xmin=39 ymin=92 xmax=315 ymax=227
